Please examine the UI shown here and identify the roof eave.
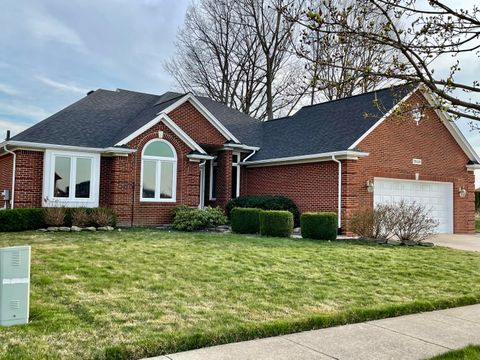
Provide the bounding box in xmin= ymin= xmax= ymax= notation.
xmin=0 ymin=141 xmax=136 ymax=155
xmin=243 ymin=150 xmax=369 ymax=167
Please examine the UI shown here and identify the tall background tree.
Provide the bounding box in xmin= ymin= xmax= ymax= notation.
xmin=167 ymin=0 xmax=404 ymax=119
xmin=297 ymin=0 xmax=480 ymax=121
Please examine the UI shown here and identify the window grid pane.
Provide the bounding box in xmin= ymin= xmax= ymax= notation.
xmin=54 ymin=157 xmax=71 ymax=198
xmin=75 ymin=158 xmax=92 ymax=198
xmin=144 ymin=141 xmax=174 ymax=158
xmin=142 ymin=160 xmax=157 ymax=199
xmin=160 ymin=162 xmax=174 ymax=199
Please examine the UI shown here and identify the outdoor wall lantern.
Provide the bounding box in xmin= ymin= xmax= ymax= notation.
xmin=459 ymin=186 xmax=467 ymax=198
xmin=366 ymin=180 xmax=374 ymax=193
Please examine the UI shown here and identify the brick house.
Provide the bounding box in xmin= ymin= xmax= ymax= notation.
xmin=0 ymin=83 xmax=478 ymax=233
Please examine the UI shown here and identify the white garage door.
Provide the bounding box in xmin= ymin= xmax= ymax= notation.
xmin=373 ymin=177 xmax=453 ymax=233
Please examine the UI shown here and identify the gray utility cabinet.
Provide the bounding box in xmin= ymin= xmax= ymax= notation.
xmin=0 ymin=246 xmax=30 ymax=326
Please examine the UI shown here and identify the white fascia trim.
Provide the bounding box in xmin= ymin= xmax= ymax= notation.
xmin=114 ymin=113 xmax=207 ymax=155
xmin=243 ymin=150 xmax=369 ymax=167
xmin=160 ymin=93 xmax=241 ymax=144
xmin=161 ymin=115 xmax=207 ymax=154
xmin=0 ymin=141 xmax=135 ymax=155
xmin=187 ymin=154 xmax=215 ymax=161
xmin=467 ymin=165 xmax=480 ymax=171
xmin=349 ymin=85 xmax=420 ymax=150
xmin=222 ymin=143 xmax=260 ymax=151
xmin=420 ymin=87 xmax=480 ymax=163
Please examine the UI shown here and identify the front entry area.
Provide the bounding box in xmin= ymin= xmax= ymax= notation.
xmin=373 ymin=177 xmax=454 ymax=233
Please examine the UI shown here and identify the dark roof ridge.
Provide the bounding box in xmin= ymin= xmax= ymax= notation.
xmin=298 ymin=82 xmax=417 ymax=111
xmin=154 ymin=92 xmax=186 ymax=107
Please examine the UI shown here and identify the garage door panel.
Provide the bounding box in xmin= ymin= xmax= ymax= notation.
xmin=374 ymin=178 xmax=453 ymax=234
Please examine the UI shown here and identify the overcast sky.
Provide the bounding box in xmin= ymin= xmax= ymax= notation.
xmin=0 ymin=0 xmax=479 ymax=183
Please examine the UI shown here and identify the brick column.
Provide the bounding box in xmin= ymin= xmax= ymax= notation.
xmin=216 ymin=150 xmax=232 ymax=209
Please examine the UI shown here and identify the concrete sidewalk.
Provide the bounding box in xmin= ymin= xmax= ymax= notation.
xmin=149 ymin=304 xmax=480 ymax=360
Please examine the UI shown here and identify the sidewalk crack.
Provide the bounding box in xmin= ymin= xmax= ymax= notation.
xmin=366 ymin=323 xmax=452 ymax=350
xmin=281 ymin=336 xmax=339 ymax=359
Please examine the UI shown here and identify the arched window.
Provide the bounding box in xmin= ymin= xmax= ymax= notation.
xmin=141 ymin=139 xmax=177 ymax=202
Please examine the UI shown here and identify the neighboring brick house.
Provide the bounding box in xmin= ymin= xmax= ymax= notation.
xmin=0 ymin=83 xmax=478 ymax=233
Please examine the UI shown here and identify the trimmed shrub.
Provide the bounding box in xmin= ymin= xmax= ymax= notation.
xmin=231 ymin=208 xmax=261 ymax=234
xmin=226 ymin=195 xmax=300 ymax=226
xmin=70 ymin=208 xmax=91 ymax=227
xmin=259 ymin=210 xmax=293 ymax=237
xmin=90 ymin=208 xmax=117 ymax=227
xmin=301 ymin=212 xmax=337 ymax=241
xmin=44 ymin=207 xmax=66 ymax=227
xmin=0 ymin=208 xmax=46 ymax=232
xmin=349 ymin=207 xmax=390 ymax=240
xmin=172 ymin=206 xmax=227 ymax=232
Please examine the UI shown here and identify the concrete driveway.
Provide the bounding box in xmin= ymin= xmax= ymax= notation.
xmin=429 ymin=233 xmax=480 ymax=252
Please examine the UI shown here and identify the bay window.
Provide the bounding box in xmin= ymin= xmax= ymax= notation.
xmin=44 ymin=150 xmax=100 ymax=207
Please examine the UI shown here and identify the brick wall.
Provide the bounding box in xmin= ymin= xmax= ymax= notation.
xmin=347 ymin=91 xmax=475 ymax=233
xmin=167 ymin=101 xmax=226 ymax=146
xmin=15 ymin=150 xmax=44 ymax=208
xmin=244 ymin=161 xmax=340 ymax=214
xmin=99 ymin=121 xmax=202 ymax=227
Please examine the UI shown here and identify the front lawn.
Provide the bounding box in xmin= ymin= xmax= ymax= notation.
xmin=428 ymin=345 xmax=480 ymax=360
xmin=2 ymin=230 xmax=480 ymax=359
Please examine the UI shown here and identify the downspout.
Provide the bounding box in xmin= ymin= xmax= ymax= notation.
xmin=241 ymin=149 xmax=257 ymax=163
xmin=331 ymin=155 xmax=341 ymax=231
xmin=4 ymin=145 xmax=16 ymax=209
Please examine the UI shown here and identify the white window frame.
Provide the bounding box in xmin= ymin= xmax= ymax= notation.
xmin=140 ymin=139 xmax=177 ymax=203
xmin=209 ymin=159 xmax=218 ymax=201
xmin=43 ymin=150 xmax=100 ymax=208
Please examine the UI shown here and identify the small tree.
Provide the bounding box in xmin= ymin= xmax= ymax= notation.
xmin=383 ymin=201 xmax=439 ymax=244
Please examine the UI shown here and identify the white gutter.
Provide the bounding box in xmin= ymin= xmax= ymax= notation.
xmin=0 ymin=141 xmax=136 ymax=155
xmin=331 ymin=155 xmax=342 ymax=229
xmin=187 ymin=154 xmax=215 ymax=161
xmin=243 ymin=150 xmax=369 ymax=166
xmin=3 ymin=145 xmax=16 ymax=209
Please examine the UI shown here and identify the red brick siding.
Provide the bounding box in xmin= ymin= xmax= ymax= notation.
xmin=14 ymin=150 xmax=44 ymax=208
xmin=167 ymin=101 xmax=226 ymax=146
xmin=0 ymin=154 xmax=13 ymax=207
xmin=99 ymin=122 xmax=202 ymax=227
xmin=244 ymin=161 xmax=340 ymax=214
xmin=215 ymin=150 xmax=233 ymax=208
xmin=346 ymin=92 xmax=475 ymax=233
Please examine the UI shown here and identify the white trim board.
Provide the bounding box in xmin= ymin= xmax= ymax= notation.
xmin=115 ymin=113 xmax=207 ymax=155
xmin=159 ymin=93 xmax=241 ymax=143
xmin=349 ymin=85 xmax=420 ymax=149
xmin=348 ymin=84 xmax=480 ymax=163
xmin=243 ymin=150 xmax=369 ymax=167
xmin=116 ymin=93 xmax=241 ymax=147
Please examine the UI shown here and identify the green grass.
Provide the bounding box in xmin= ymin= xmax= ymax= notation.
xmin=2 ymin=230 xmax=480 ymax=359
xmin=476 ymin=219 xmax=480 ymax=232
xmin=428 ymin=345 xmax=480 ymax=359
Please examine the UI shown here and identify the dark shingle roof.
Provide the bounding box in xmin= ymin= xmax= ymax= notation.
xmin=12 ymin=89 xmax=263 ymax=148
xmin=248 ymin=84 xmax=416 ymax=162
xmin=11 ymin=84 xmax=415 ymax=159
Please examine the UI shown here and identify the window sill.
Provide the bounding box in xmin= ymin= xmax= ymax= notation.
xmin=140 ymin=198 xmax=177 ymax=203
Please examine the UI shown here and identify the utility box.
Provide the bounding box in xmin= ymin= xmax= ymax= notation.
xmin=0 ymin=246 xmax=30 ymax=326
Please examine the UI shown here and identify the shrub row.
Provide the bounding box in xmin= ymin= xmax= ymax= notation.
xmin=171 ymin=206 xmax=227 ymax=231
xmin=0 ymin=207 xmax=117 ymax=232
xmin=226 ymin=196 xmax=300 ymax=226
xmin=231 ymin=208 xmax=338 ymax=240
